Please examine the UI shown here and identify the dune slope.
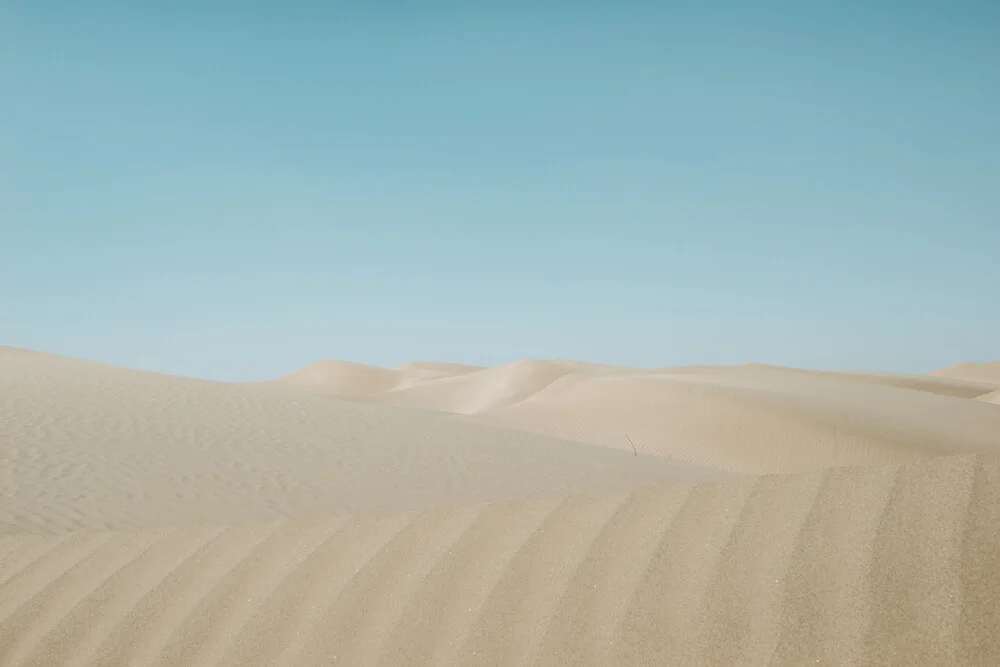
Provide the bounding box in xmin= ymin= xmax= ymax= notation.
xmin=2 ymin=454 xmax=998 ymax=666
xmin=930 ymin=362 xmax=1000 ymax=385
xmin=271 ymin=359 xmax=407 ymax=396
xmin=269 ymin=357 xmax=1000 ymax=474
xmin=801 ymin=368 xmax=999 ymax=398
xmin=4 ymin=346 xmax=1000 ymax=665
xmin=977 ymin=389 xmax=1000 ymax=404
xmin=0 ymin=347 xmax=724 ymax=535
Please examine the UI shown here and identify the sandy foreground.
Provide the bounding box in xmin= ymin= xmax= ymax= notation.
xmin=2 ymin=346 xmax=1000 ymax=666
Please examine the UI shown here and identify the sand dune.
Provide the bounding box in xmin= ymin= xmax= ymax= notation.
xmin=372 ymin=359 xmax=597 ymax=414
xmin=3 ymin=345 xmax=1000 ymax=665
xmin=930 ymin=361 xmax=1000 ymax=385
xmin=4 ymin=454 xmax=999 ymax=665
xmin=0 ymin=347 xmax=724 ymax=535
xmin=273 ymin=359 xmax=486 ymax=396
xmin=797 ymin=368 xmax=999 ymax=398
xmin=977 ymin=388 xmax=1000 ymax=404
xmin=392 ymin=361 xmax=485 ymax=375
xmin=268 ymin=357 xmax=1000 ymax=474
xmin=465 ymin=366 xmax=1000 ymax=473
xmin=273 ymin=359 xmax=408 ymax=396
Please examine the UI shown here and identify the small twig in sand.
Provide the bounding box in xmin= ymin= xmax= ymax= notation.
xmin=625 ymin=433 xmax=638 ymax=456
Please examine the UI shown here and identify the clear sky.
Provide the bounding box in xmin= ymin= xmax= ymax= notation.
xmin=3 ymin=2 xmax=998 ymax=380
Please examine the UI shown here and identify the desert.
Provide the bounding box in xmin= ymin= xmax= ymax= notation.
xmin=3 ymin=346 xmax=1000 ymax=665
xmin=6 ymin=4 xmax=999 ymax=664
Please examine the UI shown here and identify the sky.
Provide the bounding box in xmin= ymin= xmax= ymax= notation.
xmin=3 ymin=2 xmax=999 ymax=380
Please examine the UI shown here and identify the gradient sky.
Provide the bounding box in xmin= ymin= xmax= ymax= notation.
xmin=3 ymin=2 xmax=998 ymax=380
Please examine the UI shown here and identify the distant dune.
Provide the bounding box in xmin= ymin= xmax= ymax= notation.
xmin=272 ymin=356 xmax=1000 ymax=474
xmin=392 ymin=360 xmax=486 ymax=375
xmin=929 ymin=361 xmax=1000 ymax=385
xmin=977 ymin=388 xmax=1000 ymax=404
xmin=273 ymin=359 xmax=406 ymax=396
xmin=3 ymin=345 xmax=1000 ymax=665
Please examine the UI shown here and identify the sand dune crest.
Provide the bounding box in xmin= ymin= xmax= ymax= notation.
xmin=268 ymin=356 xmax=1000 ymax=474
xmin=930 ymin=361 xmax=1000 ymax=385
xmin=977 ymin=388 xmax=1000 ymax=404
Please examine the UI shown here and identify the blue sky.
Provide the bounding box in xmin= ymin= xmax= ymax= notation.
xmin=3 ymin=2 xmax=998 ymax=380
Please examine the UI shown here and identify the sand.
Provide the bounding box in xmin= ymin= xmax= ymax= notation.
xmin=978 ymin=389 xmax=1000 ymax=405
xmin=929 ymin=362 xmax=1000 ymax=385
xmin=3 ymin=346 xmax=1000 ymax=665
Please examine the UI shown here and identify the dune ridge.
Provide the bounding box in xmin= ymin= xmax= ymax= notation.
xmin=0 ymin=347 xmax=725 ymax=535
xmin=266 ymin=355 xmax=1000 ymax=474
xmin=273 ymin=359 xmax=407 ymax=396
xmin=370 ymin=359 xmax=592 ymax=415
xmin=3 ymin=346 xmax=1000 ymax=665
xmin=977 ymin=389 xmax=1000 ymax=404
xmin=930 ymin=362 xmax=1000 ymax=385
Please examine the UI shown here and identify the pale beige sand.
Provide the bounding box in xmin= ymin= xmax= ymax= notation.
xmin=3 ymin=345 xmax=1000 ymax=666
xmin=392 ymin=360 xmax=486 ymax=375
xmin=0 ymin=347 xmax=725 ymax=535
xmin=277 ymin=358 xmax=1000 ymax=474
xmin=977 ymin=388 xmax=1000 ymax=404
xmin=930 ymin=361 xmax=1000 ymax=385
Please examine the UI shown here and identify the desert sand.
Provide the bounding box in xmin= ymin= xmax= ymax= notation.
xmin=3 ymin=344 xmax=1000 ymax=665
